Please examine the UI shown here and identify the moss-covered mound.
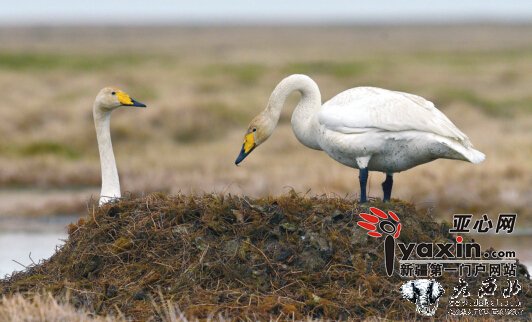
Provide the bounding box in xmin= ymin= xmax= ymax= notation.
xmin=1 ymin=193 xmax=530 ymax=320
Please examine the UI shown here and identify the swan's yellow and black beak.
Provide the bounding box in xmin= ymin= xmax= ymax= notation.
xmin=117 ymin=91 xmax=147 ymax=108
xmin=235 ymin=132 xmax=256 ymax=165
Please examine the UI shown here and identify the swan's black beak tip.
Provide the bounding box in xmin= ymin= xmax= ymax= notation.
xmin=131 ymin=99 xmax=147 ymax=108
xmin=235 ymin=146 xmax=251 ymax=166
xmin=235 ymin=152 xmax=246 ymax=166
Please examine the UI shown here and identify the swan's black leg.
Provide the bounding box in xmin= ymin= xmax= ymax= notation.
xmin=382 ymin=173 xmax=393 ymax=202
xmin=359 ymin=168 xmax=369 ymax=203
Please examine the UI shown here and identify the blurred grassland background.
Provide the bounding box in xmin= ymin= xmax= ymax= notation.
xmin=0 ymin=25 xmax=530 ymax=222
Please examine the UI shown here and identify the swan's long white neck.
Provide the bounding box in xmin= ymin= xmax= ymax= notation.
xmin=265 ymin=74 xmax=322 ymax=150
xmin=93 ymin=105 xmax=120 ymax=205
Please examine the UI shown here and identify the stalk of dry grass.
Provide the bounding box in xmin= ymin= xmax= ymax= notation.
xmin=0 ymin=293 xmax=120 ymax=322
xmin=0 ymin=292 xmax=230 ymax=322
xmin=0 ymin=292 xmax=236 ymax=322
xmin=0 ymin=292 xmax=509 ymax=322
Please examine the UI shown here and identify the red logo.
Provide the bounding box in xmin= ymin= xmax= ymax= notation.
xmin=357 ymin=207 xmax=401 ymax=276
xmin=357 ymin=207 xmax=401 ymax=239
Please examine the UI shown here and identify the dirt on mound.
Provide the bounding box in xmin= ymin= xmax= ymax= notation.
xmin=1 ymin=192 xmax=530 ymax=320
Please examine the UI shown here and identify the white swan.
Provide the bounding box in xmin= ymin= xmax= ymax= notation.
xmin=93 ymin=87 xmax=146 ymax=205
xmin=235 ymin=74 xmax=485 ymax=203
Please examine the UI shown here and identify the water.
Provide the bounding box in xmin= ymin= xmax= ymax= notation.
xmin=0 ymin=215 xmax=76 ymax=278
xmin=472 ymin=232 xmax=532 ymax=274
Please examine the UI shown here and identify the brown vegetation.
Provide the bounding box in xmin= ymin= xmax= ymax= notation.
xmin=0 ymin=293 xmax=119 ymax=322
xmin=1 ymin=193 xmax=529 ymax=320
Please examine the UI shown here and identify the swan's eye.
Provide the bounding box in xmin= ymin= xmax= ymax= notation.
xmin=252 ymin=128 xmax=257 ymax=132
xmin=111 ymin=91 xmax=116 ymax=95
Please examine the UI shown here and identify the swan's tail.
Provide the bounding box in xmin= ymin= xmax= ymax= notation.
xmin=439 ymin=137 xmax=486 ymax=164
xmin=463 ymin=148 xmax=486 ymax=164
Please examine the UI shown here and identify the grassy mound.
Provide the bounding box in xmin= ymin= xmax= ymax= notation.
xmin=1 ymin=193 xmax=530 ymax=320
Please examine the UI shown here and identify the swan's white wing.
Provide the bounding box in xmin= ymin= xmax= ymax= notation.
xmin=319 ymin=87 xmax=472 ymax=147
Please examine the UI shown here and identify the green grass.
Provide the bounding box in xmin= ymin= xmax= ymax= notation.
xmin=0 ymin=52 xmax=159 ymax=71
xmin=123 ymin=85 xmax=159 ymax=101
xmin=413 ymin=47 xmax=532 ymax=67
xmin=202 ymin=63 xmax=266 ymax=84
xmin=16 ymin=141 xmax=81 ymax=159
xmin=284 ymin=61 xmax=367 ymax=78
xmin=435 ymin=88 xmax=532 ymax=117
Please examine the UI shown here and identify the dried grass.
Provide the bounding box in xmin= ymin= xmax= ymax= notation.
xmin=0 ymin=293 xmax=119 ymax=322
xmin=1 ymin=193 xmax=529 ymax=320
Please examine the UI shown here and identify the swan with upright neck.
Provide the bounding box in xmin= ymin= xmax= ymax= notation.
xmin=93 ymin=87 xmax=146 ymax=205
xmin=235 ymin=74 xmax=485 ymax=203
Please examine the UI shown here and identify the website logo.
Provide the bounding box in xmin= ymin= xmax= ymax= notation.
xmin=357 ymin=207 xmax=401 ymax=276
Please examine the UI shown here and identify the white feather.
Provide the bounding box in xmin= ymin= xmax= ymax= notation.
xmin=316 ymin=86 xmax=485 ymax=169
xmin=319 ymin=87 xmax=471 ymax=146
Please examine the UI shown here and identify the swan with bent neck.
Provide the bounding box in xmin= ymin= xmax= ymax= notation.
xmin=235 ymin=74 xmax=485 ymax=203
xmin=93 ymin=87 xmax=146 ymax=205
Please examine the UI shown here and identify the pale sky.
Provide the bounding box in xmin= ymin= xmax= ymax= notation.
xmin=0 ymin=0 xmax=531 ymax=25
